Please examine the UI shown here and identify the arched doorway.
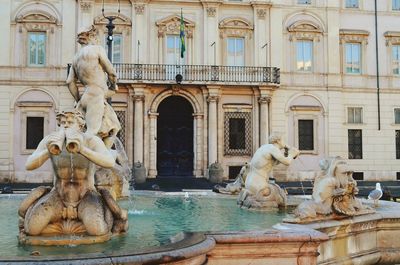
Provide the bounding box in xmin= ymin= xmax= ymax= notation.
xmin=157 ymin=96 xmax=194 ymax=177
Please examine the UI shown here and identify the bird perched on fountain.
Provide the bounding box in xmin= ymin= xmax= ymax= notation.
xmin=368 ymin=182 xmax=383 ymax=207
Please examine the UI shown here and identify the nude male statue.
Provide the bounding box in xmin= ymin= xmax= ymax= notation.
xmin=66 ymin=25 xmax=120 ymax=148
xmin=238 ymin=134 xmax=299 ymax=208
xmin=19 ymin=110 xmax=127 ymax=236
xmin=245 ymin=134 xmax=299 ymax=196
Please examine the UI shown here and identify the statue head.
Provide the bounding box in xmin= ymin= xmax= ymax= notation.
xmin=328 ymin=158 xmax=353 ymax=186
xmin=77 ymin=25 xmax=98 ymax=45
xmin=269 ymin=133 xmax=285 ymax=148
xmin=56 ymin=109 xmax=86 ymax=131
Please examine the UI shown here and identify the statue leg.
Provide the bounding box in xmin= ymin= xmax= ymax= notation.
xmin=78 ymin=190 xmax=110 ymax=236
xmin=79 ymin=92 xmax=104 ymax=135
xmin=24 ymin=190 xmax=63 ymax=236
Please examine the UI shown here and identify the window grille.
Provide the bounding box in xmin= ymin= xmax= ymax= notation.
xmin=224 ymin=112 xmax=252 ymax=156
xmin=26 ymin=117 xmax=44 ymax=149
xmin=115 ymin=110 xmax=126 ymax=148
xmin=348 ymin=129 xmax=362 ymax=159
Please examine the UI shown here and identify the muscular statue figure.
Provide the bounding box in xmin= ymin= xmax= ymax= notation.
xmin=289 ymin=157 xmax=372 ymax=222
xmin=66 ymin=25 xmax=120 ymax=148
xmin=19 ymin=110 xmax=128 ymax=238
xmin=238 ymin=134 xmax=300 ymax=209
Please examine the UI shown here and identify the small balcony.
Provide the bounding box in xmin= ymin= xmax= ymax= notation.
xmin=113 ymin=64 xmax=280 ymax=85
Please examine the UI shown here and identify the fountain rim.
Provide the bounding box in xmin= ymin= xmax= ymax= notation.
xmin=0 ymin=232 xmax=216 ymax=264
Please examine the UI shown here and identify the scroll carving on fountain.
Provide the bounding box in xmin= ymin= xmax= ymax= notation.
xmin=237 ymin=134 xmax=300 ymax=209
xmin=18 ymin=26 xmax=129 ymax=245
xmin=285 ymin=157 xmax=375 ymax=224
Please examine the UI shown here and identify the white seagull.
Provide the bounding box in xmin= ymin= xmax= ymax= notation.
xmin=368 ymin=182 xmax=383 ymax=207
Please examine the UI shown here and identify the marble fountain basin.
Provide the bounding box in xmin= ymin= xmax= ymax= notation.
xmin=1 ymin=191 xmax=400 ymax=265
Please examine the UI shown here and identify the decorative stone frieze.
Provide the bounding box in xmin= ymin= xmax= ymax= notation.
xmin=133 ymin=94 xmax=145 ymax=102
xmin=80 ymin=1 xmax=92 ymax=12
xmin=258 ymin=96 xmax=271 ymax=104
xmin=384 ymin=31 xmax=400 ymax=46
xmin=207 ymin=95 xmax=220 ymax=103
xmin=219 ymin=18 xmax=253 ymax=39
xmin=288 ymin=21 xmax=323 ymax=42
xmin=135 ymin=4 xmax=145 ymax=15
xmin=206 ymin=7 xmax=217 ymax=17
xmin=256 ymin=9 xmax=266 ymax=19
xmin=94 ymin=13 xmax=132 ymax=36
xmin=156 ymin=15 xmax=195 ymax=38
xmin=339 ymin=29 xmax=369 ymax=45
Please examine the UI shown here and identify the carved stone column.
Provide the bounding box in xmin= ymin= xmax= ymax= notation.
xmin=148 ymin=112 xmax=158 ymax=178
xmin=193 ymin=113 xmax=204 ymax=177
xmin=259 ymin=96 xmax=271 ymax=146
xmin=133 ymin=88 xmax=145 ymax=163
xmin=207 ymin=95 xmax=219 ymax=165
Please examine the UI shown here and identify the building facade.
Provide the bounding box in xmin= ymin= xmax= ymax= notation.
xmin=0 ymin=0 xmax=400 ymax=183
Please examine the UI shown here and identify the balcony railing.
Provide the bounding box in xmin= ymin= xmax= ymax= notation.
xmin=113 ymin=64 xmax=280 ymax=84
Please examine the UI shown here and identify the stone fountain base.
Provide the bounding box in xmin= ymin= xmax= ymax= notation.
xmin=19 ymin=233 xmax=112 ymax=246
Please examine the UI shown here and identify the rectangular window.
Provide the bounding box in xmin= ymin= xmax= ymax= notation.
xmin=346 ymin=0 xmax=359 ymax=8
xmin=298 ymin=120 xmax=314 ymax=151
xmin=393 ymin=0 xmax=400 ymax=10
xmin=395 ymin=109 xmax=400 ymax=124
xmin=296 ymin=40 xmax=313 ymax=72
xmin=227 ymin=37 xmax=245 ymax=66
xmin=26 ymin=117 xmax=44 ymax=149
xmin=229 ymin=118 xmax=246 ymax=150
xmin=105 ymin=34 xmax=122 ymax=63
xmin=345 ymin=43 xmax=361 ymax=74
xmin=298 ymin=0 xmax=311 ymax=4
xmin=348 ymin=129 xmax=362 ymax=159
xmin=396 ymin=130 xmax=400 ymax=159
xmin=224 ymin=112 xmax=252 ymax=155
xmin=28 ymin=32 xmax=46 ymax=66
xmin=348 ymin=107 xmax=363 ymax=124
xmin=393 ymin=45 xmax=400 ymax=75
xmin=352 ymin=172 xmax=364 ymax=181
xmin=229 ymin=166 xmax=242 ymax=180
xmin=165 ymin=34 xmax=186 ymax=65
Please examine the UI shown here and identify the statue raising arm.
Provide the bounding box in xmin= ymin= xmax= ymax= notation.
xmin=25 ymin=131 xmax=64 ymax=170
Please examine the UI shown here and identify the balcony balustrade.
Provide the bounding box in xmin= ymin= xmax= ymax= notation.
xmin=67 ymin=64 xmax=280 ymax=84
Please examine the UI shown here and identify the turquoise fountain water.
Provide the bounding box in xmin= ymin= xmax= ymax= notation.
xmin=0 ymin=194 xmax=287 ymax=258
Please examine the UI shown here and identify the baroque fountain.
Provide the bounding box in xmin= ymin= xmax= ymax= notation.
xmin=2 ymin=26 xmax=400 ymax=264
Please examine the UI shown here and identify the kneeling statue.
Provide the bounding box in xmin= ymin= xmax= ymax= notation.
xmin=237 ymin=134 xmax=299 ymax=209
xmin=18 ymin=110 xmax=128 ymax=245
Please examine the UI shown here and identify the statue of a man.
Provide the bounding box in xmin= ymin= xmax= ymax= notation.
xmin=238 ymin=134 xmax=299 ymax=208
xmin=66 ymin=25 xmax=120 ymax=148
xmin=20 ymin=110 xmax=127 ymax=237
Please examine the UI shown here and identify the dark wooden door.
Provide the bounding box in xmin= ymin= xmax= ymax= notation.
xmin=157 ymin=96 xmax=193 ymax=176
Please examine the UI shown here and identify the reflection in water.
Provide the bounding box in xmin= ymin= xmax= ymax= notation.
xmin=0 ymin=195 xmax=287 ymax=258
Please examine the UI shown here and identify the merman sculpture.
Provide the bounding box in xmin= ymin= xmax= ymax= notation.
xmin=237 ymin=134 xmax=299 ymax=209
xmin=19 ymin=110 xmax=128 ymax=245
xmin=285 ymin=157 xmax=374 ymax=223
xmin=18 ymin=25 xmax=129 ymax=245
